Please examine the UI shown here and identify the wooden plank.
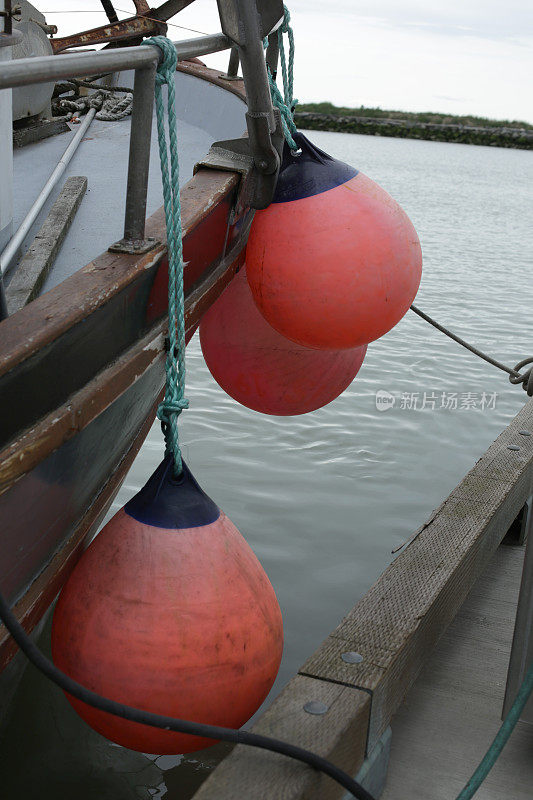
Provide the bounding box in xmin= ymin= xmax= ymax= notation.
xmin=6 ymin=176 xmax=88 ymax=315
xmin=12 ymin=117 xmax=70 ymax=149
xmin=193 ymin=675 xmax=371 ymax=800
xmin=381 ymin=545 xmax=533 ymax=800
xmin=300 ymin=399 xmax=533 ymax=749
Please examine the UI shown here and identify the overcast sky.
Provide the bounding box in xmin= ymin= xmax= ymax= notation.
xmin=44 ymin=1 xmax=533 ymax=122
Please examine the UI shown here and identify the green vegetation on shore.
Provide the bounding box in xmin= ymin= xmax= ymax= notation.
xmin=296 ymin=102 xmax=533 ymax=130
xmin=293 ymin=103 xmax=533 ymax=149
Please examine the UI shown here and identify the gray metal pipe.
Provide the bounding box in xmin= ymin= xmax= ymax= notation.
xmin=236 ymin=2 xmax=274 ymax=125
xmin=0 ymin=108 xmax=96 ymax=276
xmin=226 ymin=46 xmax=240 ymax=78
xmin=0 ymin=33 xmax=231 ymax=91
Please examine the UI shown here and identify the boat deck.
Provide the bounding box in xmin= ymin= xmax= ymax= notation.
xmin=382 ymin=544 xmax=533 ymax=800
xmin=7 ymin=68 xmax=246 ymax=294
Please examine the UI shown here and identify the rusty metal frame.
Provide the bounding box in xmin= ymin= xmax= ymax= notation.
xmin=49 ymin=0 xmax=196 ymax=54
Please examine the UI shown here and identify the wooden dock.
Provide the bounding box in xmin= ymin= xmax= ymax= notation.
xmin=382 ymin=544 xmax=533 ymax=799
xmin=191 ymin=398 xmax=533 ymax=800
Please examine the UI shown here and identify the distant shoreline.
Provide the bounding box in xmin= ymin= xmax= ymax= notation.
xmin=294 ymin=105 xmax=533 ymax=150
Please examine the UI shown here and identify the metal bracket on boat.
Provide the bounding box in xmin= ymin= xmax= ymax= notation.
xmin=218 ymin=46 xmax=240 ymax=81
xmin=108 ymin=236 xmax=160 ymax=255
xmin=108 ymin=62 xmax=162 ymax=256
xmin=213 ymin=0 xmax=285 ymax=210
xmin=194 ymin=108 xmax=284 ymax=213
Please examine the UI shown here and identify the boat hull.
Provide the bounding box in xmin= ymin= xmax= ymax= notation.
xmin=0 ymin=64 xmax=250 ymax=680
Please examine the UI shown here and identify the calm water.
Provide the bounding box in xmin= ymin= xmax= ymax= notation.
xmin=2 ymin=132 xmax=532 ymax=798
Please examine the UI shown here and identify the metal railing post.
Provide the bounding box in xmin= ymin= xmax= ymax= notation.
xmin=503 ymin=490 xmax=533 ymax=724
xmin=0 ymin=0 xmax=22 ymax=320
xmin=235 ymin=0 xmax=277 ymax=174
xmin=215 ymin=0 xmax=283 ymax=208
xmin=109 ymin=62 xmax=158 ymax=254
xmin=226 ymin=45 xmax=239 ymax=78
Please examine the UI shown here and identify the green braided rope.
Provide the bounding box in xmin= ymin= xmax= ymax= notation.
xmin=142 ymin=36 xmax=188 ymax=475
xmin=265 ymin=5 xmax=298 ymax=150
xmin=277 ymin=5 xmax=295 ymax=112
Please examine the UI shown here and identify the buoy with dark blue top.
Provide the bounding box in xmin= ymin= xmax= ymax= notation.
xmin=246 ymin=133 xmax=423 ymax=350
xmin=51 ymin=456 xmax=283 ymax=754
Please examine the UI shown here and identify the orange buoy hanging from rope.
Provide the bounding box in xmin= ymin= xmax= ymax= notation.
xmin=246 ymin=133 xmax=422 ymax=350
xmin=52 ymin=457 xmax=283 ymax=754
xmin=200 ymin=268 xmax=367 ymax=415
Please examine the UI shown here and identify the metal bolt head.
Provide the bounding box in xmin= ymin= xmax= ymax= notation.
xmin=518 ymin=430 xmax=532 ymax=436
xmin=341 ymin=651 xmax=363 ymax=664
xmin=303 ymin=701 xmax=328 ymax=715
xmin=508 ymin=445 xmax=520 ymax=451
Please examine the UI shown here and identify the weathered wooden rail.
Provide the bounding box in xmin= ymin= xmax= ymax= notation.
xmin=192 ymin=398 xmax=533 ymax=800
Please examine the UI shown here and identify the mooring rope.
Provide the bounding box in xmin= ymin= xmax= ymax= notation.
xmin=410 ymin=304 xmax=533 ymax=396
xmin=141 ymin=35 xmax=189 ymax=476
xmin=264 ymin=4 xmax=299 ymax=151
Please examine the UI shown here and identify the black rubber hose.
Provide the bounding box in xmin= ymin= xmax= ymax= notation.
xmin=0 ymin=590 xmax=376 ymax=800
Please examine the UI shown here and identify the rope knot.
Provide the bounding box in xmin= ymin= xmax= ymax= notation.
xmin=142 ymin=35 xmax=178 ymax=85
xmin=157 ymin=398 xmax=189 ymax=426
xmin=509 ymin=357 xmax=533 ymax=396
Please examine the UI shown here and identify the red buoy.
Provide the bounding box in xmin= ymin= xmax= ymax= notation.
xmin=246 ymin=134 xmax=422 ymax=350
xmin=52 ymin=458 xmax=283 ymax=754
xmin=200 ymin=269 xmax=367 ymax=416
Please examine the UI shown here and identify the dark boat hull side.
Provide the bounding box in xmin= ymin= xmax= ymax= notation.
xmin=1 ymin=361 xmax=164 ymax=606
xmin=0 ymin=65 xmax=250 ymax=673
xmin=0 ymin=384 xmax=160 ymax=672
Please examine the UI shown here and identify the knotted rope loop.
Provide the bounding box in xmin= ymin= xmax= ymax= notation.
xmin=142 ymin=35 xmax=188 ymax=474
xmin=152 ymin=34 xmax=178 ymax=85
xmin=157 ymin=398 xmax=189 ymax=423
xmin=509 ymin=357 xmax=533 ymax=396
xmin=411 ymin=305 xmax=533 ymax=399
